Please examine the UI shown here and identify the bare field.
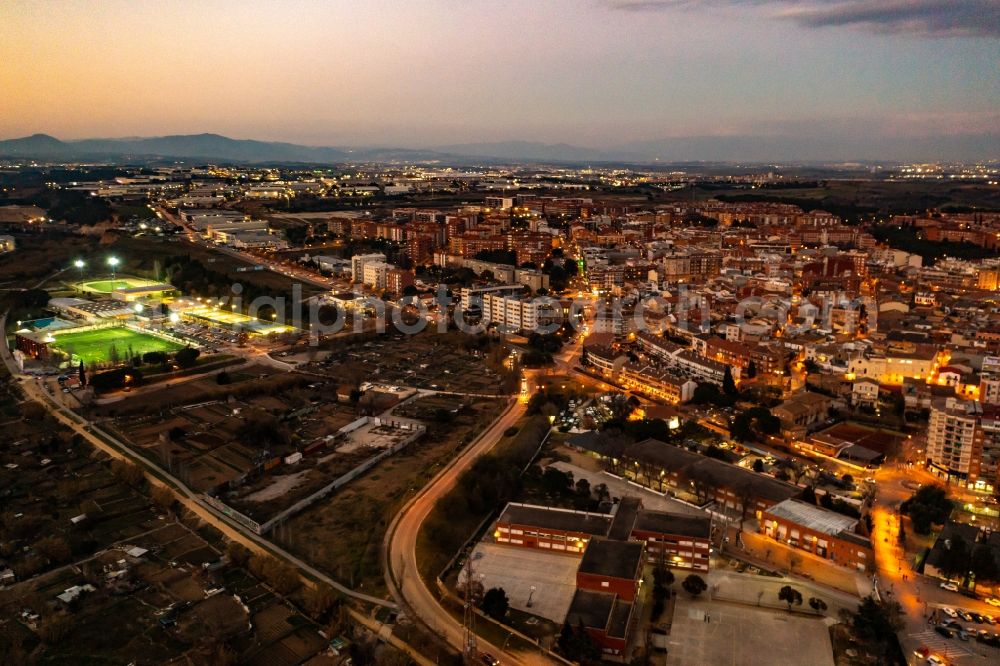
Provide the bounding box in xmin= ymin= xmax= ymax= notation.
xmin=273 ymin=397 xmax=504 ymax=595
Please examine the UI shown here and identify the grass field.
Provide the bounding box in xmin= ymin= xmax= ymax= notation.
xmin=51 ymin=327 xmax=184 ymax=364
xmin=77 ymin=277 xmax=161 ymax=293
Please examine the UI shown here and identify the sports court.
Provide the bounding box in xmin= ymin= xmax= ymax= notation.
xmin=184 ymin=306 xmax=292 ymax=335
xmin=51 ymin=327 xmax=184 ymax=364
xmin=76 ymin=276 xmax=163 ymax=293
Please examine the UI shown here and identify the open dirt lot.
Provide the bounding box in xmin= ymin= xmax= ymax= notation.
xmin=274 ymin=397 xmax=504 ymax=595
xmin=666 ymin=596 xmax=835 ymax=666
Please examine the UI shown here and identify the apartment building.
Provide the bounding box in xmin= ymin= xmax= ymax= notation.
xmin=361 ymin=261 xmax=391 ymax=290
xmin=926 ymin=397 xmax=983 ymax=485
xmin=848 ymin=346 xmax=943 ymax=385
xmin=350 ymin=253 xmax=387 ymax=281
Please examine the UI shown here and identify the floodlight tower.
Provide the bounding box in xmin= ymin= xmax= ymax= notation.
xmin=74 ymin=259 xmax=85 ymax=280
xmin=107 ymin=256 xmax=120 ymax=291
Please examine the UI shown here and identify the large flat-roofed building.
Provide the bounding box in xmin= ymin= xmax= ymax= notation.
xmin=51 ymin=298 xmax=136 ymax=322
xmin=576 ymin=538 xmax=644 ymax=602
xmin=622 ymin=438 xmax=800 ymax=519
xmin=760 ymin=499 xmax=873 ymax=572
xmin=565 ymin=589 xmax=634 ymax=657
xmin=495 ymin=503 xmax=610 ymax=555
xmin=630 ymin=511 xmax=711 ymax=571
xmin=494 ymin=498 xmax=712 ymax=572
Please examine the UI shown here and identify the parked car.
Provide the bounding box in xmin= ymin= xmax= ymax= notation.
xmin=985 ymin=597 xmax=1000 ymax=607
xmin=942 ymin=607 xmax=958 ymax=618
xmin=935 ymin=625 xmax=954 ymax=638
xmin=926 ymin=656 xmax=946 ymax=665
xmin=940 ymin=582 xmax=959 ymax=592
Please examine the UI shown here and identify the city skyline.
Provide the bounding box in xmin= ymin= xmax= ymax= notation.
xmin=2 ymin=0 xmax=999 ymax=161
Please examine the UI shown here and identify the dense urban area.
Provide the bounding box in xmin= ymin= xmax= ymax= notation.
xmin=1 ymin=156 xmax=1000 ymax=666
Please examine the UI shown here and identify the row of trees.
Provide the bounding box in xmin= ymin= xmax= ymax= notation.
xmin=421 ymin=415 xmax=552 ymax=574
xmin=87 ymin=347 xmax=200 ymax=391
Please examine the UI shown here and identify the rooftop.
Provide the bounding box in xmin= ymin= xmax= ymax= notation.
xmin=578 ymin=538 xmax=643 ymax=580
xmin=632 ymin=510 xmax=711 ymax=539
xmin=497 ymin=503 xmax=611 ymax=537
xmin=764 ymin=499 xmax=857 ymax=536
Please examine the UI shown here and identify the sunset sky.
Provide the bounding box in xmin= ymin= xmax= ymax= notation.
xmin=1 ymin=0 xmax=998 ymax=155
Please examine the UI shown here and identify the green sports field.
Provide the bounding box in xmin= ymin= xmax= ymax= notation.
xmin=77 ymin=277 xmax=161 ymax=293
xmin=51 ymin=327 xmax=185 ymax=365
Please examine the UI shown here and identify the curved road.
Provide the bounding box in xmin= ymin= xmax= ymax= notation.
xmin=384 ymin=396 xmax=563 ymax=665
xmin=383 ymin=343 xmax=588 ymax=665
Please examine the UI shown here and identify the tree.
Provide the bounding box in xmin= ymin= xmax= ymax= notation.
xmin=800 ymin=486 xmax=817 ymax=505
xmin=652 ymin=564 xmax=675 ymax=619
xmin=480 ymin=587 xmax=509 ymax=621
xmin=745 ymin=360 xmax=757 ymax=379
xmin=110 ymin=459 xmax=144 ymax=487
xmin=653 ymin=565 xmax=675 ymax=589
xmin=558 ymin=620 xmax=601 ymax=664
xmin=78 ymin=360 xmax=86 ymax=387
xmin=848 ymin=595 xmax=903 ymax=659
xmin=752 ymin=458 xmax=765 ymax=473
xmin=971 ymin=543 xmax=999 ymax=587
xmin=175 ymin=346 xmax=200 ymax=368
xmin=541 ymin=466 xmax=573 ymax=495
xmin=303 ymin=584 xmax=339 ymax=620
xmin=778 ymin=585 xmax=803 ymax=611
xmin=150 ymin=485 xmax=176 ymax=513
xmin=723 ymin=366 xmax=737 ymax=395
xmin=808 ymin=597 xmax=827 ymax=614
xmin=227 ymin=542 xmax=252 ymax=568
xmin=575 ymin=478 xmax=591 ymax=498
xmin=900 ymin=484 xmax=952 ymax=535
xmin=682 ymin=574 xmax=707 ymax=597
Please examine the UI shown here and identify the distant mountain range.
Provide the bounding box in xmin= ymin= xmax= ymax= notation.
xmin=1 ymin=132 xmax=997 ymax=166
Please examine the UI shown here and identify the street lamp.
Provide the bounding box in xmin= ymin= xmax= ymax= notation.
xmin=74 ymin=259 xmax=85 ymax=280
xmin=527 ymin=585 xmax=536 ymax=608
xmin=107 ymin=256 xmax=120 ymax=291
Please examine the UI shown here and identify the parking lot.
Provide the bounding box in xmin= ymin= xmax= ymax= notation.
xmin=666 ymin=597 xmax=835 ymax=666
xmin=468 ymin=542 xmax=579 ymax=623
xmin=921 ymin=603 xmax=1000 ymax=664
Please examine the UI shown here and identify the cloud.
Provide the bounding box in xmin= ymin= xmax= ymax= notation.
xmin=604 ymin=1 xmax=1000 ymax=38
